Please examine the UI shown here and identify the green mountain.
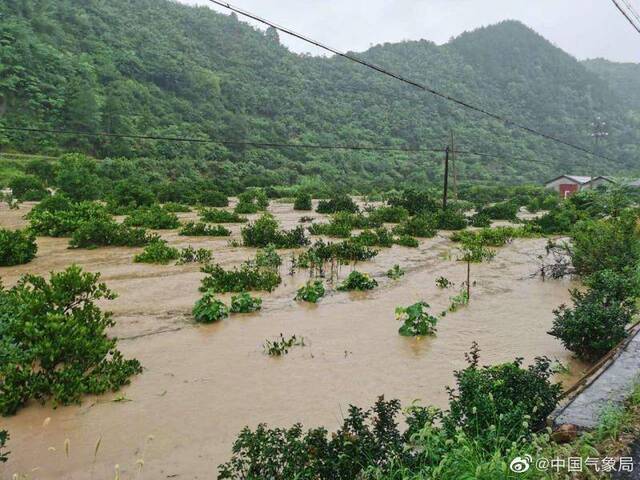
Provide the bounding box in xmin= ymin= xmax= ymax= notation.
xmin=1 ymin=0 xmax=639 ymax=192
xmin=583 ymin=58 xmax=640 ymax=111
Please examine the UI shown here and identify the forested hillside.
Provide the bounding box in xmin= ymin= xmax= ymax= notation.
xmin=1 ymin=0 xmax=639 ymax=192
xmin=583 ymin=58 xmax=640 ymax=111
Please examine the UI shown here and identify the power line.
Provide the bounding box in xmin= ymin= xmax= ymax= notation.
xmin=611 ymin=0 xmax=640 ymax=34
xmin=0 ymin=125 xmax=551 ymax=167
xmin=207 ymin=0 xmax=617 ymax=163
xmin=620 ymin=0 xmax=640 ymax=24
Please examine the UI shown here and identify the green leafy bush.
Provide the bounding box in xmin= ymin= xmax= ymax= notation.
xmin=69 ymin=219 xmax=156 ymax=249
xmin=255 ymin=244 xmax=282 ymax=270
xmin=367 ymin=206 xmax=409 ymax=224
xmin=124 ymin=204 xmax=180 ymax=229
xmin=386 ymin=264 xmax=405 ymax=279
xmin=9 ymin=174 xmax=47 ymax=201
xmin=27 ymin=197 xmax=111 ymax=237
xmin=316 ymin=193 xmax=359 ymax=214
xmin=162 ymin=202 xmax=192 ymax=213
xmin=397 ymin=301 xmax=438 ymax=336
xmin=263 ymin=334 xmax=305 ymax=356
xmin=393 ymin=214 xmax=437 ymax=238
xmin=293 ymin=192 xmax=312 ymax=211
xmin=477 ymin=200 xmax=519 ymax=220
xmin=230 ymin=292 xmax=262 ymax=313
xmin=235 ymin=188 xmax=269 ymax=213
xmin=387 ymin=189 xmax=437 ymax=215
xmin=192 ymin=290 xmax=229 ymax=323
xmin=55 ymin=153 xmax=102 ymax=201
xmin=354 ymin=228 xmax=394 ymax=247
xmin=134 ymin=240 xmax=180 ymax=264
xmin=548 ymin=269 xmax=638 ymax=361
xmin=197 ymin=189 xmax=228 ymax=207
xmin=393 ymin=234 xmax=419 ymax=248
xmin=436 ymin=276 xmax=454 ymax=288
xmin=337 ymin=271 xmax=378 ymax=291
xmin=295 ymin=280 xmax=325 ymax=303
xmin=444 ymin=343 xmax=562 ymax=440
xmin=200 ymin=263 xmax=281 ymax=293
xmin=200 ymin=208 xmax=247 ymax=223
xmin=0 ymin=430 xmax=7 ymax=462
xmin=297 ymin=240 xmax=379 ymax=276
xmin=570 ymin=213 xmax=640 ymax=277
xmin=0 ymin=266 xmax=142 ymax=416
xmin=177 ymin=246 xmax=213 ymax=264
xmin=0 ymin=228 xmax=37 ymax=266
xmin=218 ymin=396 xmax=407 ymax=479
xmin=106 ymin=179 xmax=156 ymax=214
xmin=179 ymin=221 xmax=231 ymax=237
xmin=241 ymin=214 xmax=309 ymax=248
xmin=469 ymin=212 xmax=492 ymax=227
xmin=434 ymin=208 xmax=468 ymax=230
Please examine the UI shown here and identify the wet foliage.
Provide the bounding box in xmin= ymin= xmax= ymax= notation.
xmin=179 ymin=221 xmax=231 ymax=237
xmin=200 ymin=262 xmax=282 ymax=293
xmin=134 ymin=239 xmax=180 ymax=264
xmin=0 ymin=430 xmax=7 ymax=462
xmin=241 ymin=214 xmax=309 ymax=249
xmin=337 ymin=271 xmax=378 ymax=291
xmin=27 ymin=196 xmax=111 ymax=237
xmin=263 ymin=334 xmax=305 ymax=356
xmin=0 ymin=266 xmax=142 ymax=416
xmin=386 ymin=265 xmax=405 ymax=279
xmin=0 ymin=228 xmax=37 ymax=266
xmin=69 ymin=218 xmax=156 ymax=249
xmin=316 ymin=194 xmax=359 ymax=214
xmin=193 ymin=290 xmax=229 ymax=323
xmin=393 ymin=215 xmax=437 ymax=238
xmin=235 ymin=188 xmax=269 ymax=214
xmin=295 ymin=280 xmax=326 ymax=303
xmin=396 ymin=301 xmax=439 ymax=336
xmin=123 ymin=204 xmax=180 ymax=229
xmin=200 ymin=208 xmax=248 ymax=223
xmin=177 ymin=246 xmax=213 ymax=265
xmin=230 ymin=293 xmax=263 ymax=313
xmin=392 ymin=235 xmax=419 ymax=248
xmin=293 ymin=192 xmax=312 ymax=211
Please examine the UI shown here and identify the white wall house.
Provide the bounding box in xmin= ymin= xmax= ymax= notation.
xmin=544 ymin=175 xmax=615 ymax=198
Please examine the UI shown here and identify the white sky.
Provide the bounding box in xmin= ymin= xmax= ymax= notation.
xmin=179 ymin=0 xmax=640 ymax=63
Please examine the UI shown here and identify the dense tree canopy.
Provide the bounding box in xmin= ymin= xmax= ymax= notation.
xmin=0 ymin=0 xmax=639 ymax=192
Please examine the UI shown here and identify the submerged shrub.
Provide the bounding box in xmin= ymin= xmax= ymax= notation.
xmin=200 ymin=263 xmax=282 ymax=293
xmin=235 ymin=188 xmax=269 ymax=213
xmin=337 ymin=271 xmax=378 ymax=291
xmin=549 ymin=269 xmax=638 ymax=361
xmin=27 ymin=198 xmax=111 ymax=237
xmin=445 ymin=342 xmax=562 ymax=441
xmin=218 ymin=396 xmax=406 ymax=479
xmin=134 ymin=240 xmax=180 ymax=264
xmin=469 ymin=212 xmax=492 ymax=227
xmin=393 ymin=214 xmax=437 ymax=238
xmin=263 ymin=334 xmax=305 ymax=356
xmin=316 ymin=193 xmax=359 ymax=214
xmin=0 ymin=266 xmax=142 ymax=416
xmin=242 ymin=214 xmax=309 ymax=248
xmin=0 ymin=229 xmax=37 ymax=266
xmin=477 ymin=200 xmax=519 ymax=220
xmin=393 ymin=235 xmax=419 ymax=248
xmin=396 ymin=301 xmax=438 ymax=336
xmin=387 ymin=189 xmax=437 ymax=215
xmin=386 ymin=264 xmax=405 ymax=279
xmin=69 ymin=219 xmax=155 ymax=249
xmin=162 ymin=202 xmax=192 ymax=213
xmin=295 ymin=280 xmax=325 ymax=303
xmin=9 ymin=174 xmax=47 ymax=201
xmin=367 ymin=206 xmax=409 ymax=224
xmin=293 ymin=192 xmax=312 ymax=211
xmin=197 ymin=190 xmax=228 ymax=207
xmin=354 ymin=228 xmax=394 ymax=247
xmin=255 ymin=244 xmax=282 ymax=270
xmin=434 ymin=208 xmax=468 ymax=230
xmin=230 ymin=292 xmax=263 ymax=313
xmin=106 ymin=179 xmax=156 ymax=214
xmin=0 ymin=430 xmax=7 ymax=462
xmin=436 ymin=276 xmax=454 ymax=289
xmin=177 ymin=246 xmax=213 ymax=265
xmin=124 ymin=205 xmax=180 ymax=229
xmin=200 ymin=208 xmax=247 ymax=223
xmin=193 ymin=291 xmax=229 ymax=323
xmin=179 ymin=221 xmax=231 ymax=237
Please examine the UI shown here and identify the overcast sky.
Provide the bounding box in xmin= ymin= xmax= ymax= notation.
xmin=179 ymin=0 xmax=639 ymax=63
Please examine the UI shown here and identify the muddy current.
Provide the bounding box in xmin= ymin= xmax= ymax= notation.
xmin=0 ymin=201 xmax=586 ymax=479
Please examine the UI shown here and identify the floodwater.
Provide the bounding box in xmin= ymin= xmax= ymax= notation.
xmin=0 ymin=200 xmax=586 ymax=480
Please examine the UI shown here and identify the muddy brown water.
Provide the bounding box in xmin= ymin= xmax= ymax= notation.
xmin=0 ymin=201 xmax=586 ymax=479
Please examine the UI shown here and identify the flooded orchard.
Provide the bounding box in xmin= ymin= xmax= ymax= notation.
xmin=1 ymin=200 xmax=586 ymax=480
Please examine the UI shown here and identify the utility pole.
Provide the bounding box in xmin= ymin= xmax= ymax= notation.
xmin=450 ymin=130 xmax=457 ymax=200
xmin=590 ymin=117 xmax=608 ymax=188
xmin=442 ymin=145 xmax=450 ymax=210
